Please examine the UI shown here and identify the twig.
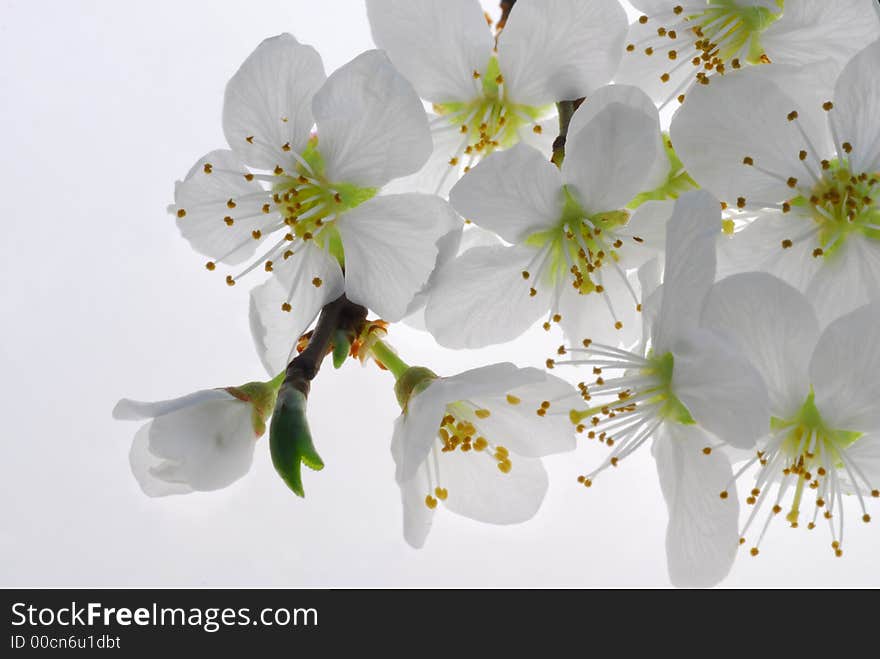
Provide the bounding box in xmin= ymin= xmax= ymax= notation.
xmin=498 ymin=0 xmax=517 ymax=29
xmin=283 ymin=295 xmax=367 ymax=397
xmin=551 ymin=98 xmax=585 ymax=167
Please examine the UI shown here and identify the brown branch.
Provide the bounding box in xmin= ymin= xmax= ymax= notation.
xmin=283 ymin=294 xmax=367 ymax=397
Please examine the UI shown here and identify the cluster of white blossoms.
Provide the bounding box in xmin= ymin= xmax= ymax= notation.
xmin=115 ymin=0 xmax=880 ymax=587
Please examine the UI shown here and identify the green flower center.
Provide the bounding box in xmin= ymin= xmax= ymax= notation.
xmin=524 ymin=187 xmax=638 ymax=311
xmin=434 ymin=57 xmax=547 ymax=169
xmin=271 ymin=138 xmax=377 ymax=266
xmin=628 ymin=1 xmax=780 ymax=99
xmin=789 ymin=162 xmax=880 ymax=258
xmin=768 ymin=390 xmax=862 ymax=526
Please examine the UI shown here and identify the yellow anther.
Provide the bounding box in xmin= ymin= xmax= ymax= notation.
xmin=781 ymin=239 xmax=793 ymax=248
xmin=203 ymin=163 xmax=213 ymax=174
xmin=719 ymin=491 xmax=729 ymax=499
xmin=475 ymin=409 xmax=491 ymax=419
xmin=435 ymin=488 xmax=448 ymax=501
xmin=205 ymin=261 xmax=215 ymax=271
xmin=473 ymin=438 xmax=488 ymax=451
xmin=497 ymin=460 xmax=512 ymax=474
xmin=273 ymin=165 xmax=284 ymax=175
xmin=244 ymin=173 xmax=254 ymax=181
xmin=425 ymin=495 xmax=438 ymax=509
xmin=225 ymin=275 xmax=235 ymax=286
xmin=226 ymin=199 xmax=236 ymax=209
xmin=312 ymin=277 xmax=323 ymax=287
xmin=224 ymin=216 xmax=234 ymax=226
xmin=495 ymin=446 xmax=509 ymax=459
xmin=822 ymin=101 xmax=833 ymax=111
xmin=281 ymin=303 xmax=291 ymax=312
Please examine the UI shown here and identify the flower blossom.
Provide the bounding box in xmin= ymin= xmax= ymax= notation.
xmin=169 ymin=34 xmax=460 ymax=374
xmin=391 ymin=362 xmax=576 ymax=548
xmin=672 ymin=39 xmax=880 ymax=324
xmin=702 ymin=272 xmax=880 ymax=558
xmin=367 ymin=0 xmax=628 ymax=195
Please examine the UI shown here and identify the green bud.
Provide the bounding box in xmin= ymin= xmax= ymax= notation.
xmin=332 ymin=328 xmax=353 ymax=369
xmin=393 ymin=366 xmax=437 ymax=411
xmin=269 ymin=383 xmax=324 ymax=498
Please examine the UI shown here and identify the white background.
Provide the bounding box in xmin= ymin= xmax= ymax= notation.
xmin=2 ymin=0 xmax=876 ymax=587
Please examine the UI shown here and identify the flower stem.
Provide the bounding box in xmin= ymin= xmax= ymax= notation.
xmin=369 ymin=339 xmax=411 ymax=380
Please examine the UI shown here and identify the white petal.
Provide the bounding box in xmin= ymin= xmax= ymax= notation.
xmin=172 ymin=150 xmax=279 ymax=265
xmin=701 ymin=272 xmax=819 ymax=419
xmin=366 ymin=0 xmax=493 ymax=103
xmin=313 ymin=50 xmax=431 ymax=188
xmin=469 ymin=369 xmax=577 ymax=457
xmin=223 ymin=34 xmax=326 ymax=171
xmin=842 ymin=434 xmax=880 ymax=496
xmin=113 ymin=389 xmax=233 ymax=420
xmin=249 ymin=243 xmax=344 ymax=375
xmin=671 ymin=328 xmax=770 ymax=450
xmin=653 ymin=425 xmax=739 ymax=588
xmin=653 ymin=190 xmax=719 ymax=351
xmin=620 ymin=199 xmax=674 ymax=252
xmin=391 ymin=423 xmax=436 ymax=548
xmin=804 ymin=236 xmax=880 ymax=327
xmin=613 ymin=18 xmax=698 ymax=107
xmin=498 ymin=0 xmax=627 ymax=106
xmin=810 ymin=302 xmax=880 ymax=432
xmin=382 ymin=114 xmax=471 ymax=197
xmin=400 ymin=213 xmax=464 ymax=321
xmin=337 ymin=194 xmax=454 ymax=321
xmin=440 ymin=448 xmax=549 ymax=524
xmin=424 ymin=245 xmax=551 ymax=349
xmin=448 ymin=143 xmax=563 ymax=243
xmin=715 ymin=208 xmax=820 ymax=292
xmin=393 ymin=363 xmax=526 ymax=482
xmin=763 ymin=1 xmax=880 ymax=69
xmin=670 ymin=69 xmax=815 ymax=204
xmin=567 ymin=84 xmax=666 ymax=192
xmin=563 ymin=102 xmax=659 ymax=214
xmin=832 ymin=39 xmax=880 ymax=173
xmin=556 ymin=265 xmax=644 ymax=348
xmin=131 ymin=397 xmax=257 ymax=495
xmin=129 ymin=424 xmax=193 ymax=497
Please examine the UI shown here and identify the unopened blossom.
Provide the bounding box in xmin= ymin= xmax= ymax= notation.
xmin=390 ymin=362 xmax=576 ymax=548
xmin=169 ymin=35 xmax=460 ymax=374
xmin=554 ymin=190 xmax=769 ymax=587
xmin=672 ymin=40 xmax=880 ymax=324
xmin=367 ymin=0 xmax=628 ymax=195
xmin=616 ymin=0 xmax=879 ymax=108
xmin=425 ymin=85 xmax=669 ymax=349
xmin=702 ymin=273 xmax=880 ymax=558
xmin=113 ymin=379 xmax=280 ymax=496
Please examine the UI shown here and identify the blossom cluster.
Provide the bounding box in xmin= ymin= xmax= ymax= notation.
xmin=115 ymin=0 xmax=880 ymax=587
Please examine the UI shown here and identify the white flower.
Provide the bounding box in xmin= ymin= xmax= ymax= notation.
xmin=671 ymin=40 xmax=880 ymax=325
xmin=391 ymin=363 xmax=576 ymax=548
xmin=557 ymin=190 xmax=769 ymax=587
xmin=169 ymin=35 xmax=460 ymax=374
xmin=702 ymin=273 xmax=880 ymax=558
xmin=367 ymin=0 xmax=628 ymax=195
xmin=616 ymin=0 xmax=879 ymax=108
xmin=113 ymin=384 xmax=277 ymax=496
xmin=424 ymin=85 xmax=669 ymax=349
